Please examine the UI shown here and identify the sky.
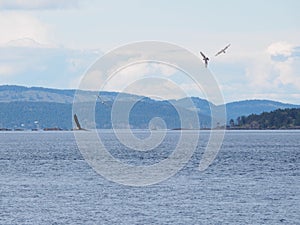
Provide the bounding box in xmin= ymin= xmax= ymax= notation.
xmin=0 ymin=0 xmax=300 ymax=104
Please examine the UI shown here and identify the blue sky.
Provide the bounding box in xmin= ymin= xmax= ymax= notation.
xmin=0 ymin=0 xmax=299 ymax=104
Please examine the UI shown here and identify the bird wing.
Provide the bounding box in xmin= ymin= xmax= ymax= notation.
xmin=215 ymin=50 xmax=223 ymax=56
xmin=200 ymin=51 xmax=206 ymax=59
xmin=215 ymin=44 xmax=231 ymax=56
xmin=223 ymin=44 xmax=231 ymax=51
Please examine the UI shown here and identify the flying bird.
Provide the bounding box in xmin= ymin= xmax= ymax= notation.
xmin=97 ymin=95 xmax=110 ymax=107
xmin=215 ymin=44 xmax=231 ymax=56
xmin=97 ymin=95 xmax=105 ymax=104
xmin=200 ymin=51 xmax=209 ymax=68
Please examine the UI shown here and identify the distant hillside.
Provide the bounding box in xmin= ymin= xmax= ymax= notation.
xmin=0 ymin=102 xmax=72 ymax=130
xmin=0 ymin=85 xmax=154 ymax=104
xmin=232 ymin=108 xmax=300 ymax=129
xmin=170 ymin=98 xmax=300 ymax=123
xmin=0 ymin=85 xmax=75 ymax=103
xmin=0 ymin=101 xmax=210 ymax=130
xmin=0 ymin=85 xmax=300 ymax=129
xmin=225 ymin=100 xmax=300 ymax=122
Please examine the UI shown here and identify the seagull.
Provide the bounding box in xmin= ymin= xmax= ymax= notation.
xmin=97 ymin=95 xmax=110 ymax=107
xmin=215 ymin=44 xmax=231 ymax=56
xmin=200 ymin=51 xmax=209 ymax=68
xmin=97 ymin=95 xmax=104 ymax=103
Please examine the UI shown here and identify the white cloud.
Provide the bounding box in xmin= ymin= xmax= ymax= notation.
xmin=203 ymin=40 xmax=300 ymax=104
xmin=267 ymin=42 xmax=293 ymax=57
xmin=73 ymin=61 xmax=191 ymax=100
xmin=100 ymin=62 xmax=178 ymax=93
xmin=0 ymin=7 xmax=100 ymax=88
xmin=150 ymin=63 xmax=177 ymax=77
xmin=0 ymin=0 xmax=80 ymax=10
xmin=4 ymin=37 xmax=56 ymax=48
xmin=266 ymin=42 xmax=300 ymax=89
xmin=0 ymin=44 xmax=100 ymax=89
xmin=122 ymin=78 xmax=188 ymax=100
xmin=232 ymin=41 xmax=300 ymax=103
xmin=274 ymin=58 xmax=300 ymax=89
xmin=0 ymin=12 xmax=52 ymax=45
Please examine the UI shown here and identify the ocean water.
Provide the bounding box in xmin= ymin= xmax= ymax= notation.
xmin=0 ymin=130 xmax=299 ymax=224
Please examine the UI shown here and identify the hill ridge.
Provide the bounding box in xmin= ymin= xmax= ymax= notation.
xmin=1 ymin=85 xmax=300 ymax=129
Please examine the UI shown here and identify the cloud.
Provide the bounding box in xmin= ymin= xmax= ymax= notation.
xmin=151 ymin=63 xmax=177 ymax=77
xmin=102 ymin=62 xmax=177 ymax=94
xmin=293 ymin=47 xmax=300 ymax=56
xmin=0 ymin=42 xmax=100 ymax=89
xmin=0 ymin=12 xmax=52 ymax=45
xmin=4 ymin=37 xmax=55 ymax=48
xmin=235 ymin=41 xmax=300 ymax=103
xmin=273 ymin=58 xmax=300 ymax=89
xmin=206 ymin=40 xmax=300 ymax=104
xmin=72 ymin=60 xmax=196 ymax=100
xmin=0 ymin=0 xmax=81 ymax=10
xmin=267 ymin=42 xmax=293 ymax=57
xmin=266 ymin=42 xmax=300 ymax=89
xmin=122 ymin=78 xmax=188 ymax=100
xmin=266 ymin=42 xmax=300 ymax=62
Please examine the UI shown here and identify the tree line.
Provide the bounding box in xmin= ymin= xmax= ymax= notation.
xmin=230 ymin=108 xmax=300 ymax=129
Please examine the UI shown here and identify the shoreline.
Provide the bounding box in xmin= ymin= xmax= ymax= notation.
xmin=1 ymin=127 xmax=300 ymax=132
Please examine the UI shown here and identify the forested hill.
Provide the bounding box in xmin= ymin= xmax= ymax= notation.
xmin=1 ymin=85 xmax=300 ymax=130
xmin=233 ymin=108 xmax=300 ymax=129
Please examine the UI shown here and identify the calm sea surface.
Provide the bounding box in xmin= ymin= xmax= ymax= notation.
xmin=0 ymin=130 xmax=299 ymax=224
